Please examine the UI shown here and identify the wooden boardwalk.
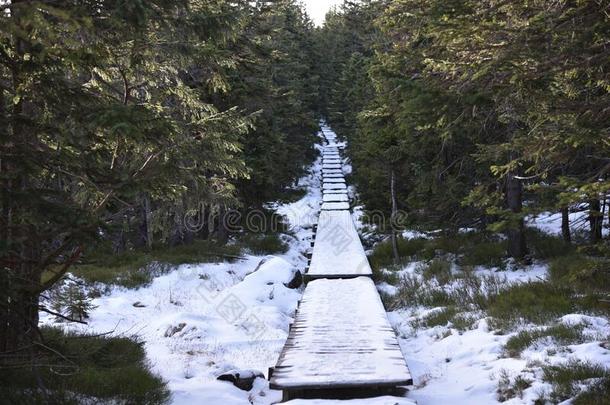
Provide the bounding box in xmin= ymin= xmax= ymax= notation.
xmin=269 ymin=126 xmax=411 ymax=401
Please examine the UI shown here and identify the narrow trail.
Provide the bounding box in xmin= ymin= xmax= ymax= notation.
xmin=269 ymin=126 xmax=413 ymax=401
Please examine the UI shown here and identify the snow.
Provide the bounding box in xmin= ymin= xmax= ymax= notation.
xmin=286 ymin=398 xmax=416 ymax=405
xmin=270 ymin=277 xmax=411 ymax=389
xmin=322 ymin=193 xmax=349 ymax=203
xmin=321 ymin=202 xmax=350 ymax=211
xmin=322 ymin=183 xmax=347 ymax=190
xmin=307 ymin=210 xmax=372 ymax=278
xmin=41 ymin=132 xmax=329 ymax=404
xmin=527 ymin=209 xmax=608 ymax=237
xmin=381 ymin=262 xmax=610 ymax=404
xmin=322 ymin=178 xmax=346 ymax=184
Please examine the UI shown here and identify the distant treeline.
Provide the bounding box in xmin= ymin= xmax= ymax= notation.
xmin=314 ymin=0 xmax=609 ymax=258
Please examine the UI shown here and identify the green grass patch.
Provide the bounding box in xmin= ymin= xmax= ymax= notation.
xmin=541 ymin=359 xmax=610 ymax=404
xmin=369 ymin=232 xmax=508 ymax=273
xmin=420 ymin=307 xmax=457 ymax=328
xmin=238 ymin=232 xmax=288 ymax=255
xmin=276 ymin=187 xmax=307 ymax=204
xmin=458 ymin=240 xmax=507 ymax=268
xmin=391 ymin=274 xmax=456 ymax=308
xmin=420 ymin=258 xmax=453 ymax=285
xmin=369 ymin=237 xmax=427 ymax=270
xmin=504 ymin=323 xmax=586 ymax=357
xmin=66 ymin=239 xmax=243 ymax=289
xmin=451 ymin=312 xmax=479 ymax=331
xmin=549 ymin=253 xmax=610 ymax=293
xmin=487 ymin=282 xmax=573 ymax=332
xmin=526 ymin=228 xmax=574 ymax=260
xmin=497 ymin=369 xmax=532 ymax=402
xmin=0 ymin=327 xmax=169 ymax=404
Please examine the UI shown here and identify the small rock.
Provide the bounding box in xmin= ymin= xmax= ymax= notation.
xmin=132 ymin=301 xmax=146 ymax=308
xmin=217 ymin=369 xmax=264 ymax=391
xmin=164 ymin=322 xmax=187 ymax=337
xmin=284 ymin=270 xmax=302 ymax=289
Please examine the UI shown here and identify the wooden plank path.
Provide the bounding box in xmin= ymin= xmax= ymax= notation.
xmin=307 ymin=210 xmax=372 ymax=277
xmin=269 ymin=278 xmax=412 ymax=395
xmin=269 ymin=126 xmax=412 ymax=401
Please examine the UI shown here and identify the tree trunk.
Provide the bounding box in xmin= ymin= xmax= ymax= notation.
xmin=390 ymin=169 xmax=400 ymax=264
xmin=589 ymin=199 xmax=603 ymax=243
xmin=215 ymin=206 xmax=229 ymax=244
xmin=142 ymin=194 xmax=153 ymax=250
xmin=506 ymin=173 xmax=526 ymax=259
xmin=1 ymin=1 xmax=42 ymax=361
xmin=561 ymin=206 xmax=571 ymax=243
xmin=0 ymin=278 xmax=41 ymax=358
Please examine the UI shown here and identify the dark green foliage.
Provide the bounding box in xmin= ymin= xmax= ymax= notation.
xmin=497 ymin=370 xmax=532 ymax=402
xmin=369 ymin=232 xmax=507 ymax=271
xmin=0 ymin=327 xmax=169 ymax=404
xmin=541 ymin=360 xmax=610 ymax=404
xmin=369 ymin=238 xmax=427 ymax=270
xmin=458 ymin=241 xmax=507 ymax=269
xmin=549 ymin=254 xmax=610 ymax=293
xmin=504 ymin=324 xmax=586 ymax=357
xmin=420 ymin=259 xmax=453 ymax=286
xmin=315 ymin=0 xmax=610 ymax=260
xmin=69 ymin=240 xmax=243 ymax=288
xmin=487 ymin=283 xmax=573 ymax=331
xmin=1 ymin=0 xmax=319 ymax=364
xmin=419 ymin=307 xmax=457 ymax=328
xmin=238 ymin=233 xmax=289 ymax=255
xmin=573 ymin=376 xmax=610 ymax=405
xmin=526 ymin=229 xmax=574 ymax=260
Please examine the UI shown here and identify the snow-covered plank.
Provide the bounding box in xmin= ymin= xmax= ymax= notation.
xmin=270 ymin=277 xmax=411 ymax=390
xmin=322 ymin=173 xmax=344 ymax=179
xmin=323 ymin=190 xmax=348 ymax=196
xmin=322 ymin=164 xmax=342 ymax=170
xmin=306 ymin=210 xmax=372 ymax=278
xmin=322 ymin=178 xmax=345 ymax=184
xmin=322 ymin=179 xmax=347 ymax=190
xmin=322 ymin=183 xmax=346 ymax=190
xmin=322 ymin=169 xmax=343 ymax=175
xmin=323 ymin=193 xmax=349 ymax=203
xmin=321 ymin=202 xmax=350 ymax=210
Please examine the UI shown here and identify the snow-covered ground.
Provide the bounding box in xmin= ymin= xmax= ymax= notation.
xmin=40 ymin=125 xmax=609 ymax=404
xmin=41 ymin=135 xmax=328 ymax=404
xmin=527 ymin=209 xmax=609 ymax=237
xmin=382 ymin=260 xmax=610 ymax=404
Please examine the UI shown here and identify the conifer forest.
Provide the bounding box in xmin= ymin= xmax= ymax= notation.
xmin=1 ymin=1 xmax=609 ymax=404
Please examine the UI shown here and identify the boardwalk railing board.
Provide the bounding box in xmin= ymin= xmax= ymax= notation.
xmin=269 ymin=277 xmax=411 ymax=390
